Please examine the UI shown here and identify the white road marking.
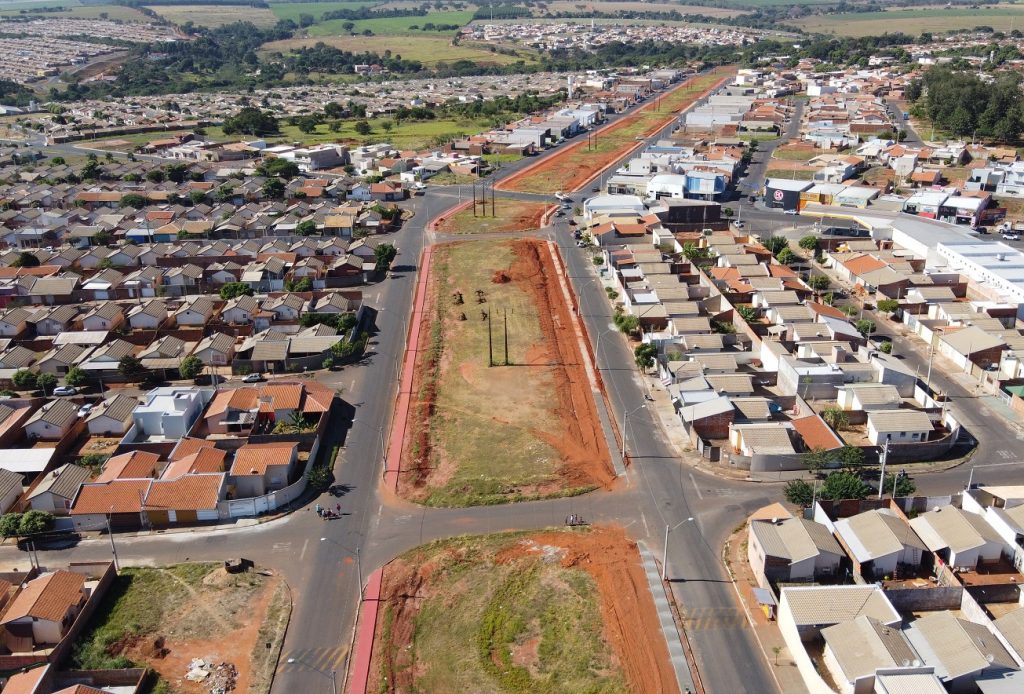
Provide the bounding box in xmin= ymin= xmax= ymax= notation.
xmin=299 ymin=538 xmax=309 ymax=561
xmin=998 ymin=449 xmax=1015 ymax=459
xmin=374 ymin=291 xmax=381 ymax=303
xmin=641 ymin=511 xmax=650 ymax=538
xmin=689 ymin=473 xmax=704 ymax=501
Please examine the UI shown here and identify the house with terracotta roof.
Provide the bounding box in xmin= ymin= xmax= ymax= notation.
xmin=230 ymin=442 xmax=297 ymax=497
xmin=204 ymin=382 xmax=333 ymax=435
xmin=70 ymin=478 xmax=151 ymax=531
xmin=0 ymin=570 xmax=86 ymax=648
xmin=96 ymin=451 xmax=160 ymax=483
xmin=144 ymin=472 xmax=225 ymax=526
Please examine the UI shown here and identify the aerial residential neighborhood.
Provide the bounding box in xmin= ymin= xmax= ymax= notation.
xmin=2 ymin=0 xmax=1024 ymax=693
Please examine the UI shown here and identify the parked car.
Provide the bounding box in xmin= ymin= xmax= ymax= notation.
xmin=77 ymin=403 xmax=93 ymax=417
xmin=1002 ymin=232 xmax=1020 ymax=241
xmin=732 ymin=220 xmax=745 ymax=228
xmin=784 ymin=209 xmax=799 ymax=216
xmin=243 ymin=372 xmax=266 ymax=383
xmin=53 ymin=386 xmax=77 ymax=396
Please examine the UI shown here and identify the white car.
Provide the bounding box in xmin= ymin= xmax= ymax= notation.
xmin=243 ymin=372 xmax=266 ymax=383
xmin=1002 ymin=232 xmax=1021 ymax=241
xmin=77 ymin=403 xmax=93 ymax=417
xmin=784 ymin=209 xmax=799 ymax=216
xmin=53 ymin=386 xmax=77 ymax=396
xmin=732 ymin=220 xmax=745 ymax=229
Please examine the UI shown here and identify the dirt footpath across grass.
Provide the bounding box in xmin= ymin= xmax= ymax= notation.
xmin=370 ymin=526 xmax=676 ymax=694
xmin=433 ymin=198 xmax=553 ymax=235
xmin=400 ymin=238 xmax=614 ymax=506
xmin=72 ymin=563 xmax=291 ymax=694
xmin=497 ymin=68 xmax=735 ymax=195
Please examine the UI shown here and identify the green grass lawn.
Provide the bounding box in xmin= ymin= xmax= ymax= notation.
xmin=0 ymin=2 xmax=150 ymax=20
xmin=268 ymin=0 xmax=380 ymax=23
xmin=794 ymin=6 xmax=1024 ymax=36
xmin=261 ymin=34 xmax=532 ymax=66
xmin=766 ymin=168 xmax=815 ymax=181
xmin=377 ymin=531 xmax=624 ymax=693
xmin=772 ymin=146 xmax=818 ymax=161
xmin=308 ymin=9 xmax=474 ymax=36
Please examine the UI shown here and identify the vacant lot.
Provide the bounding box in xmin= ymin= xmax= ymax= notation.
xmin=146 ymin=3 xmax=280 ymax=27
xmin=794 ymin=5 xmax=1024 ymax=36
xmin=434 ymin=199 xmax=552 ymax=235
xmin=499 ymin=68 xmax=734 ymax=194
xmin=772 ymin=143 xmax=819 ymax=161
xmin=371 ymin=527 xmax=675 ymax=693
xmin=402 ymin=239 xmax=613 ymax=506
xmin=262 ymin=34 xmax=527 ymax=66
xmin=308 ymin=9 xmax=473 ymax=36
xmin=73 ymin=563 xmax=290 ymax=694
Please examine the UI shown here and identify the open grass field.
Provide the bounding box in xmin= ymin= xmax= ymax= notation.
xmin=541 ymin=0 xmax=746 ymax=17
xmin=146 ymin=3 xmax=281 ymax=27
xmin=308 ymin=8 xmax=473 ymax=35
xmin=73 ymin=563 xmax=291 ymax=693
xmin=772 ymin=143 xmax=819 ymax=161
xmin=268 ymin=0 xmax=380 ymax=22
xmin=370 ymin=527 xmax=675 ymax=693
xmin=0 ymin=2 xmax=150 ymax=20
xmin=499 ymin=67 xmax=735 ymax=195
xmin=434 ymin=199 xmax=552 ymax=235
xmin=262 ymin=34 xmax=530 ymax=66
xmin=401 ymin=238 xmax=614 ymax=506
xmin=794 ymin=5 xmax=1024 ymax=36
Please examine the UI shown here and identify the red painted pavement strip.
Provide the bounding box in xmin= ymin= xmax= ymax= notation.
xmin=383 ymin=245 xmax=433 ymax=491
xmin=346 ymin=567 xmax=384 ymax=694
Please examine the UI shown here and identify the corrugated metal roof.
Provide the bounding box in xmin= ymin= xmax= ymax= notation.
xmin=910 ymin=506 xmax=1003 ymax=555
xmin=751 ymin=518 xmax=842 ymax=563
xmin=835 ymin=509 xmax=927 ymax=564
xmin=822 ymin=616 xmax=919 ymax=682
xmin=783 ymin=585 xmax=899 ymax=627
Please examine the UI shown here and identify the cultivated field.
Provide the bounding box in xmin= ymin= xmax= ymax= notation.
xmin=370 ymin=527 xmax=676 ymax=693
xmin=402 ymin=238 xmax=614 ymax=506
xmin=794 ymin=5 xmax=1024 ymax=36
xmin=262 ymin=34 xmax=528 ymax=66
xmin=146 ymin=3 xmax=280 ymax=27
xmin=498 ymin=67 xmax=735 ymax=195
xmin=308 ymin=9 xmax=473 ymax=36
xmin=0 ymin=1 xmax=150 ymax=20
xmin=73 ymin=563 xmax=291 ymax=693
xmin=434 ymin=199 xmax=552 ymax=235
xmin=268 ymin=0 xmax=380 ymax=23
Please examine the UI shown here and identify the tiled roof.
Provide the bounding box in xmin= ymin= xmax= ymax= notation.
xmin=161 ymin=448 xmax=225 ymax=480
xmin=783 ymin=585 xmax=899 ymax=627
xmin=145 ymin=473 xmax=224 ymax=511
xmin=96 ymin=450 xmax=160 ymax=482
xmin=71 ymin=479 xmax=152 ymax=515
xmin=230 ymin=442 xmax=296 ymax=476
xmin=0 ymin=570 xmax=85 ymax=624
xmin=170 ymin=437 xmax=217 ymax=461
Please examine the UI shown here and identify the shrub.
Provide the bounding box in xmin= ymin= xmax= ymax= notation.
xmin=18 ymin=510 xmax=53 ymax=535
xmin=784 ymin=480 xmax=815 ymax=506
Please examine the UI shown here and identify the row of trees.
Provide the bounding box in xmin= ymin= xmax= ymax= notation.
xmin=907 ymin=66 xmax=1024 ymax=141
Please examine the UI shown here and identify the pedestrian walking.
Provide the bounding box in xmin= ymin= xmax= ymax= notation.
xmin=336 ymin=503 xmax=341 ymax=514
xmin=315 ymin=503 xmax=322 ymax=516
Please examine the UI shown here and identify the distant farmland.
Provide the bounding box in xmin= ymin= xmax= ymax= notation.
xmin=795 ymin=5 xmax=1024 ymax=36
xmin=146 ymin=4 xmax=279 ymax=27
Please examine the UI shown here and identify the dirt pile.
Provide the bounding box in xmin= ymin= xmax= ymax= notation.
xmin=491 ymin=270 xmax=510 ymax=284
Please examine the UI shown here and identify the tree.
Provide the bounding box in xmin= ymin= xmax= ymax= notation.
xmin=18 ymin=510 xmax=53 ymax=536
xmin=145 ymin=169 xmax=165 ymax=184
xmin=763 ymin=236 xmax=788 ymax=255
xmin=257 ymin=157 xmax=300 ymax=180
xmin=681 ymin=242 xmax=709 ymax=262
xmin=783 ymin=479 xmax=815 ymax=506
xmin=179 ymin=355 xmax=204 ymax=380
xmin=381 ymin=120 xmax=395 ymax=133
xmin=0 ymin=513 xmax=21 ymax=538
xmin=117 ymin=355 xmax=146 ymax=382
xmin=836 ymin=445 xmax=865 ymax=473
xmin=353 ymin=120 xmax=372 ymax=136
xmin=806 ymin=275 xmax=830 ymax=291
xmin=821 ymin=406 xmax=849 ymax=432
xmin=286 ymin=277 xmax=313 ymax=293
xmin=261 ymin=178 xmax=286 ymax=199
xmin=374 ymin=243 xmax=397 ymax=272
xmin=634 ymin=343 xmax=657 ymax=371
xmin=776 ymin=247 xmax=797 ymax=265
xmin=820 ymin=470 xmax=871 ymax=501
xmin=798 ymin=235 xmax=818 ymax=252
xmin=614 ymin=312 xmax=639 ymax=336
xmin=884 ymin=471 xmax=916 ymax=498
xmin=11 ymin=369 xmax=36 ymax=390
xmin=801 ymin=447 xmax=834 ymax=474
xmin=165 ymin=163 xmax=189 ymax=184
xmin=879 ymin=341 xmax=892 ymax=354
xmin=876 ymin=299 xmax=899 ymax=314
xmin=855 ymin=319 xmax=876 ymax=336
xmin=64 ymin=366 xmax=87 ymax=387
xmin=222 ymin=107 xmax=280 ymax=137
xmin=736 ymin=305 xmax=757 ymax=323
xmin=189 ymin=190 xmax=207 ymax=205
xmin=37 ymin=373 xmax=57 ymax=395
xmin=119 ymin=193 xmax=147 ymax=209
xmin=296 ymin=219 xmax=317 ymax=236
xmin=297 ymin=116 xmax=319 ymax=134
xmin=12 ymin=251 xmax=40 ymax=268
xmin=220 ymin=282 xmax=254 ymax=300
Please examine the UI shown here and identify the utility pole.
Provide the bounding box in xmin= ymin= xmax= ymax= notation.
xmin=503 ymin=307 xmax=509 ymax=366
xmin=490 ymin=179 xmax=495 ymax=217
xmin=487 ymin=310 xmax=493 ymax=366
xmin=106 ymin=514 xmax=120 ymax=572
xmin=878 ymin=435 xmax=891 ymax=500
xmin=355 ymin=547 xmax=363 ymax=600
xmin=472 ymin=179 xmax=477 ymax=217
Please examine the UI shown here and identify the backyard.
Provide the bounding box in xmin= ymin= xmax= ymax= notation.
xmin=401 ymin=238 xmax=614 ymax=506
xmin=498 ymin=67 xmax=735 ymax=194
xmin=73 ymin=563 xmax=290 ymax=694
xmin=370 ymin=527 xmax=676 ymax=693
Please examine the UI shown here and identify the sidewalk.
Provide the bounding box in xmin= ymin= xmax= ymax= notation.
xmin=637 ymin=542 xmax=699 ymax=694
xmin=723 ymin=524 xmax=809 ymax=694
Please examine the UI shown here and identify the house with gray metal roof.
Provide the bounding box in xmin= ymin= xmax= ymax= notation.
xmin=910 ymin=505 xmax=1009 ymax=569
xmin=821 ymin=616 xmax=922 ymax=693
xmin=904 ymin=611 xmax=1017 ymax=689
xmin=834 ymin=508 xmax=928 ymax=580
xmin=779 ymin=585 xmax=900 ymax=642
xmin=748 ymin=517 xmax=844 ymax=588
xmin=26 ymin=463 xmax=91 ymax=515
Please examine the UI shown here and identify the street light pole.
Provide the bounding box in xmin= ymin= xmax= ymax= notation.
xmin=662 ymin=517 xmax=695 ymax=581
xmin=877 ymin=435 xmax=891 ymax=500
xmin=622 ymin=404 xmax=646 ymax=461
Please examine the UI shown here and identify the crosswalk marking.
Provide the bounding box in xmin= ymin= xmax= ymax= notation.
xmin=278 ymin=645 xmax=347 ymax=673
xmin=682 ymin=607 xmax=746 ymax=631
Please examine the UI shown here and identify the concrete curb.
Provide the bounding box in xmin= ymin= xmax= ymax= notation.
xmin=383 ymin=245 xmax=433 ymax=492
xmin=425 ymin=199 xmax=473 ymax=232
xmin=345 ymin=567 xmax=384 ymax=694
xmin=638 ymin=542 xmax=698 ymax=694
